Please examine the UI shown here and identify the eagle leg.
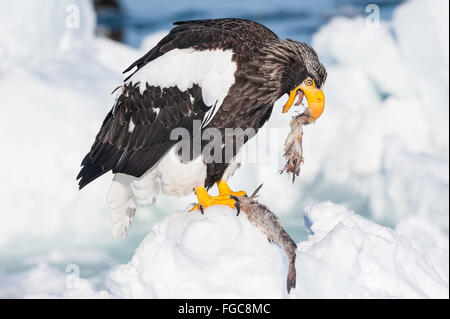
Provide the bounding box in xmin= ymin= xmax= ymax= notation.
xmin=190 ymin=186 xmax=241 ymax=214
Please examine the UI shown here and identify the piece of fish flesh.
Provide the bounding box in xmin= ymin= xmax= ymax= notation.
xmin=281 ymin=112 xmax=313 ymax=182
xmin=239 ymin=193 xmax=297 ymax=293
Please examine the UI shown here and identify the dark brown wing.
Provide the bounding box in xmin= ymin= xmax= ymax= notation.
xmin=77 ymin=83 xmax=208 ymax=189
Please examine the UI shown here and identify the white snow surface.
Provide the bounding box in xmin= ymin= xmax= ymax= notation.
xmin=104 ymin=204 xmax=448 ymax=299
xmin=13 ymin=203 xmax=448 ymax=299
xmin=293 ymin=202 xmax=448 ymax=298
xmin=106 ymin=206 xmax=289 ymax=298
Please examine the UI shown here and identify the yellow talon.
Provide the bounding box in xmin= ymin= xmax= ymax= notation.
xmin=190 ymin=182 xmax=246 ymax=215
xmin=217 ymin=180 xmax=247 ymax=198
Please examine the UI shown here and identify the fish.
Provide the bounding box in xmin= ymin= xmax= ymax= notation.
xmin=239 ymin=187 xmax=297 ymax=293
xmin=280 ymin=111 xmax=313 ymax=183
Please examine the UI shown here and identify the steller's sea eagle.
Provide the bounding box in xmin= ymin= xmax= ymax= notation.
xmin=77 ymin=18 xmax=327 ymax=238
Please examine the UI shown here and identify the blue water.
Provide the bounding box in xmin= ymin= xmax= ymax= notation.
xmin=98 ymin=0 xmax=404 ymax=48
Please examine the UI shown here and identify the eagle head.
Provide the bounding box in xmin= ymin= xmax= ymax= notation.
xmin=262 ymin=39 xmax=327 ymax=122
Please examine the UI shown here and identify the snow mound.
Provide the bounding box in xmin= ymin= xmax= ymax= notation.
xmin=293 ymin=202 xmax=448 ymax=298
xmin=106 ymin=206 xmax=290 ymax=298
xmin=104 ymin=203 xmax=448 ymax=299
xmin=2 ymin=202 xmax=446 ymax=299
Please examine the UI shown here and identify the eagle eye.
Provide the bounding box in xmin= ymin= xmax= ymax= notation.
xmin=304 ymin=78 xmax=314 ymax=86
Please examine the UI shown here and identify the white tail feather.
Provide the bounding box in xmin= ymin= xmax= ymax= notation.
xmin=130 ymin=169 xmax=161 ymax=206
xmin=105 ymin=146 xmax=207 ymax=238
xmin=107 ymin=174 xmax=137 ymax=239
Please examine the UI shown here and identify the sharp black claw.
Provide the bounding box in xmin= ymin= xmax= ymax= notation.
xmin=229 ymin=195 xmax=240 ymax=216
xmin=199 ymin=205 xmax=204 ymax=215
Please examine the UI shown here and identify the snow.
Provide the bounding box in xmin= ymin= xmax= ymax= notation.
xmin=106 ymin=204 xmax=448 ymax=299
xmin=107 ymin=206 xmax=289 ymax=298
xmin=6 ymin=203 xmax=447 ymax=298
xmin=0 ymin=0 xmax=96 ymax=72
xmin=0 ymin=0 xmax=448 ymax=299
xmin=0 ymin=0 xmax=144 ymax=253
xmin=293 ymin=202 xmax=448 ymax=298
xmin=1 ymin=262 xmax=110 ymax=299
xmin=140 ymin=30 xmax=169 ymax=52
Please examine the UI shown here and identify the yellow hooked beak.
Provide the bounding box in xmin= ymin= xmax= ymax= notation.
xmin=282 ymin=79 xmax=325 ymax=121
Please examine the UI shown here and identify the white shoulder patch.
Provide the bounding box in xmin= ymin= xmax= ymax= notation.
xmin=128 ymin=48 xmax=237 ymax=125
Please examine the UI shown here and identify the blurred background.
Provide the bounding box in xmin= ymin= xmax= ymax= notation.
xmin=0 ymin=0 xmax=447 ymax=297
xmin=94 ymin=0 xmax=402 ymax=45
